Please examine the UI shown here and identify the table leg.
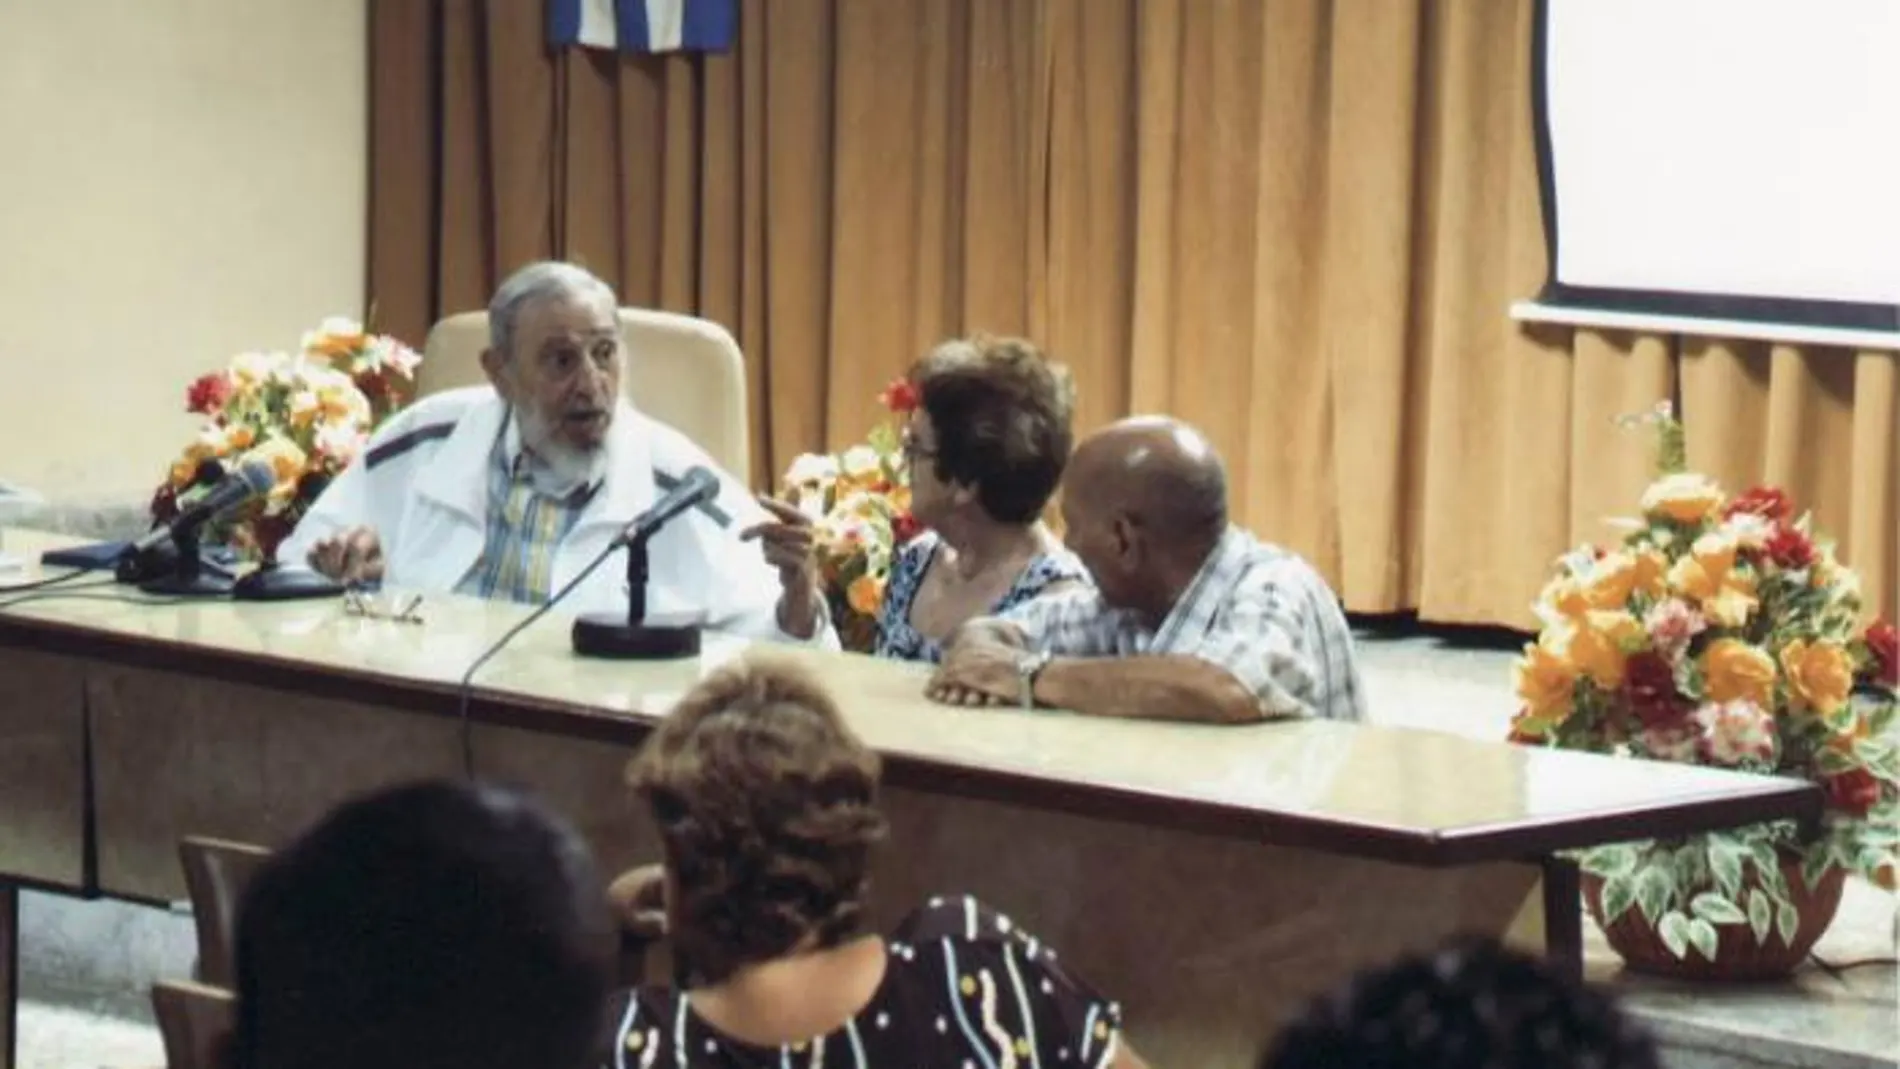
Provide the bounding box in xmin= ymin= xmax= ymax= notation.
xmin=3 ymin=882 xmax=17 ymax=1069
xmin=1542 ymin=855 xmax=1583 ymax=980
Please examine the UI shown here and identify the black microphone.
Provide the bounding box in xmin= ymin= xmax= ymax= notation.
xmin=127 ymin=459 xmax=276 ymax=556
xmin=615 ymin=465 xmax=721 ymax=547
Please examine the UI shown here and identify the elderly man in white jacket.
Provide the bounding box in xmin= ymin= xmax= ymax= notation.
xmin=279 ymin=261 xmax=836 ymax=647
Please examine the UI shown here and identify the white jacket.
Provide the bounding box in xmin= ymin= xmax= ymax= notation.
xmin=279 ymin=387 xmax=838 ymax=648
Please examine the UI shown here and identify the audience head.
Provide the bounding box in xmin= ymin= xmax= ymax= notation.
xmin=902 ymin=335 xmax=1076 ymax=533
xmin=627 ymin=655 xmax=888 ymax=983
xmin=482 ymin=260 xmax=622 ymax=476
xmin=1261 ymin=937 xmax=1661 ymax=1069
xmin=229 ymin=780 xmax=614 ymax=1069
xmin=1061 ymin=415 xmax=1229 ymax=620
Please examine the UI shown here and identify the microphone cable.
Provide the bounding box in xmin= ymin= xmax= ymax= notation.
xmin=452 ymin=536 xmax=627 ymax=780
xmin=0 ymin=566 xmax=95 ymax=600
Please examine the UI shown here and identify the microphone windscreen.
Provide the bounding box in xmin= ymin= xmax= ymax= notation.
xmin=236 ymin=458 xmax=279 ymax=495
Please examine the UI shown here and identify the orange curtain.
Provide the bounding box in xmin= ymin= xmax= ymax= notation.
xmin=367 ymin=0 xmax=1897 ymax=628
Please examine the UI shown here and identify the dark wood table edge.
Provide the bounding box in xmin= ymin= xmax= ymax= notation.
xmin=0 ymin=614 xmax=1822 ymax=869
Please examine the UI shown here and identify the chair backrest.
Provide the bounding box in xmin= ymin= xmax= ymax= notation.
xmin=150 ymin=979 xmax=235 ymax=1069
xmin=417 ymin=308 xmax=751 ymax=483
xmin=179 ymin=835 xmax=273 ymax=989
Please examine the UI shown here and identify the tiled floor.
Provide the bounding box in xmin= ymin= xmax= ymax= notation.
xmin=12 ymin=631 xmax=1896 ymax=1068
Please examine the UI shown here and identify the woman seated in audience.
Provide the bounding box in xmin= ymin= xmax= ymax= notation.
xmin=875 ymin=335 xmax=1088 ymax=662
xmin=608 ymin=655 xmax=1146 ymax=1068
xmin=1260 ymin=937 xmax=1660 ymax=1069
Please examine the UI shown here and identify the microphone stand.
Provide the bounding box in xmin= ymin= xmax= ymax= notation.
xmin=570 ymin=532 xmax=702 ymax=660
xmin=133 ymin=523 xmax=235 ymax=598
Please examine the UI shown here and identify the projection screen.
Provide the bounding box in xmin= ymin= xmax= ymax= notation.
xmin=1532 ymin=0 xmax=1900 ymax=334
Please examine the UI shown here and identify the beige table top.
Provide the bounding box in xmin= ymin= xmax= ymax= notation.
xmin=0 ymin=527 xmax=1818 ymax=865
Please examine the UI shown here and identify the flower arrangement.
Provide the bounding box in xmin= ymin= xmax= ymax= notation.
xmin=151 ymin=318 xmax=422 ymax=562
xmin=1508 ymin=403 xmax=1897 ymax=969
xmin=779 ymin=379 xmax=923 ymax=652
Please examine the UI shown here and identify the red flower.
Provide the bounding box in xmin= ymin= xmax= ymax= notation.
xmin=891 ymin=511 xmax=923 ymax=545
xmin=1722 ymin=485 xmax=1792 ymax=523
xmin=1764 ymin=526 xmax=1815 ymax=570
xmin=149 ymin=483 xmax=179 ymax=524
xmin=1865 ymin=620 xmax=1898 ymax=687
xmin=1823 ymin=768 xmax=1882 ymax=817
xmin=1622 ymin=651 xmax=1692 ymax=730
xmin=185 ymin=372 xmax=233 ymax=415
xmin=879 ymin=378 xmax=920 ymax=414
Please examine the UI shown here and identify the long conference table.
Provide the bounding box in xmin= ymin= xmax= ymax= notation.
xmin=0 ymin=527 xmax=1819 ymax=1068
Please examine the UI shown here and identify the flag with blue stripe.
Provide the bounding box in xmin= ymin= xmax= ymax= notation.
xmin=548 ymin=0 xmax=738 ymax=55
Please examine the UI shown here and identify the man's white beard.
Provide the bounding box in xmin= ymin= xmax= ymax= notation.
xmin=517 ymin=405 xmax=610 ymax=498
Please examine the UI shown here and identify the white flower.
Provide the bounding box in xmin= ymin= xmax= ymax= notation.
xmin=1693 ymin=700 xmax=1776 ymax=766
xmin=840 ymin=444 xmax=881 ymax=479
xmin=1642 ymin=599 xmax=1707 ymax=659
xmin=230 ymin=351 xmax=289 ymax=387
xmin=313 ymin=422 xmax=365 ymax=465
xmin=784 ymin=452 xmax=839 ymax=488
xmin=1720 ymin=512 xmax=1775 ymax=549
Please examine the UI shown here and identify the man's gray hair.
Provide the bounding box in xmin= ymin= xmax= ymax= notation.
xmin=488 ymin=261 xmax=617 ymax=359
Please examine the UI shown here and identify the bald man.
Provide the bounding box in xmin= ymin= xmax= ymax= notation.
xmin=928 ymin=417 xmax=1364 ymax=723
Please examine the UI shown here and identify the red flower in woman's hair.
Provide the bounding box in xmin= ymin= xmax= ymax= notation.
xmin=1865 ymin=620 xmax=1898 ymax=687
xmin=185 ymin=372 xmax=233 ymax=416
xmin=1722 ymin=485 xmax=1792 ymax=523
xmin=1824 ymin=768 xmax=1882 ymax=817
xmin=1764 ymin=526 xmax=1816 ymax=570
xmin=891 ymin=511 xmax=923 ymax=545
xmin=879 ymin=378 xmax=920 ymax=414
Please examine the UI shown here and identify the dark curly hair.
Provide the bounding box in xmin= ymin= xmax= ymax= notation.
xmin=626 ymin=656 xmax=888 ymax=984
xmin=231 ymin=781 xmax=613 ymax=1069
xmin=1260 ymin=937 xmax=1661 ymax=1069
xmin=911 ymin=335 xmax=1076 ymax=524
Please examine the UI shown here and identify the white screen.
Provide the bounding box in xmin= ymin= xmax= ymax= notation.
xmin=1543 ymin=0 xmax=1900 ymax=312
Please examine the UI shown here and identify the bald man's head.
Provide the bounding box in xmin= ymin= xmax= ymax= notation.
xmin=1059 ymin=417 xmax=1230 ymax=620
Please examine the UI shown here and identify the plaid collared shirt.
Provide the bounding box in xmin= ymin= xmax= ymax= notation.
xmin=1000 ymin=527 xmax=1366 ymax=720
xmin=455 ymin=420 xmax=599 ymax=605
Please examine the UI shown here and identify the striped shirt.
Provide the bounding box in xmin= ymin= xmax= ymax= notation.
xmin=455 ymin=420 xmax=600 ymax=605
xmin=1000 ymin=527 xmax=1366 ymax=721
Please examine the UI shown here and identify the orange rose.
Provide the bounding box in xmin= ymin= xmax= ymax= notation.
xmin=1701 ymin=639 xmax=1776 ymax=708
xmin=1568 ymin=611 xmax=1642 ymax=688
xmin=1587 ymin=550 xmax=1668 ymax=608
xmin=846 ymin=574 xmax=883 ymax=616
xmin=1640 ymin=473 xmax=1725 ymax=524
xmin=1778 ymin=639 xmax=1852 ymax=715
xmin=1515 ymin=641 xmax=1578 ymax=722
xmin=1668 ymin=534 xmax=1758 ymax=628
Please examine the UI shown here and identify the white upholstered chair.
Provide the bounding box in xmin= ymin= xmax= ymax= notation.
xmin=417 ymin=308 xmax=751 ymax=484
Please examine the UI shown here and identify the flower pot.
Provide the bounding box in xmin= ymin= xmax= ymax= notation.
xmin=1582 ymin=857 xmax=1847 ymax=981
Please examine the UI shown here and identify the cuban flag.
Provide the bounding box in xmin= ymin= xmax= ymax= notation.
xmin=548 ymin=0 xmax=738 ymax=54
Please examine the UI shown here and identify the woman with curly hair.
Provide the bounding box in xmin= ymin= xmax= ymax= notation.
xmin=607 ymin=656 xmax=1146 ymax=1068
xmin=875 ymin=335 xmax=1090 ymax=663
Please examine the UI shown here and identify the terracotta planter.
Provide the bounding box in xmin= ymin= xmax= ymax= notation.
xmin=1583 ymin=855 xmax=1847 ymax=981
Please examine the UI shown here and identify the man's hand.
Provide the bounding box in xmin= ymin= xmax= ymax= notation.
xmin=927 ymin=635 xmax=1026 ymax=707
xmin=605 ymin=863 xmax=669 ymax=943
xmin=742 ymin=495 xmax=822 ymax=638
xmin=307 ymin=526 xmax=384 ymax=585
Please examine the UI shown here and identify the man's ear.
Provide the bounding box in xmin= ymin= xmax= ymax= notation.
xmin=478 ymin=347 xmax=509 ymax=394
xmin=1111 ymin=513 xmax=1139 ymax=559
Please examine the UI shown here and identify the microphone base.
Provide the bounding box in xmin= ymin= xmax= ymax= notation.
xmin=232 ymin=565 xmax=345 ymax=602
xmin=571 ymin=614 xmax=702 ymax=660
xmin=138 ymin=572 xmax=235 ymax=599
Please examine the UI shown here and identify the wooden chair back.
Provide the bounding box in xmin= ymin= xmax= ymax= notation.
xmin=178 ymin=836 xmax=273 ymax=988
xmin=150 ymin=979 xmax=234 ymax=1069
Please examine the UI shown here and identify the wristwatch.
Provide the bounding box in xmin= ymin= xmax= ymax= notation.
xmin=1016 ymin=649 xmax=1053 ymax=709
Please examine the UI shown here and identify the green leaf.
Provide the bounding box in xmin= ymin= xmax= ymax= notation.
xmin=1747 ymin=889 xmax=1773 ymax=944
xmin=1747 ymin=841 xmax=1780 ymax=880
xmin=1710 ymin=840 xmax=1745 ymax=899
xmin=1635 ymin=867 xmax=1676 ymax=927
xmin=1801 ymin=849 xmax=1836 ymax=892
xmin=1689 ymin=892 xmax=1747 ymax=925
xmin=1601 ymin=874 xmax=1638 ymax=924
xmin=1581 ymin=844 xmax=1637 ymax=878
xmin=1775 ymin=901 xmax=1800 ymax=946
xmin=1687 ymin=917 xmax=1721 ymax=961
xmin=1658 ymin=911 xmax=1693 ymax=959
